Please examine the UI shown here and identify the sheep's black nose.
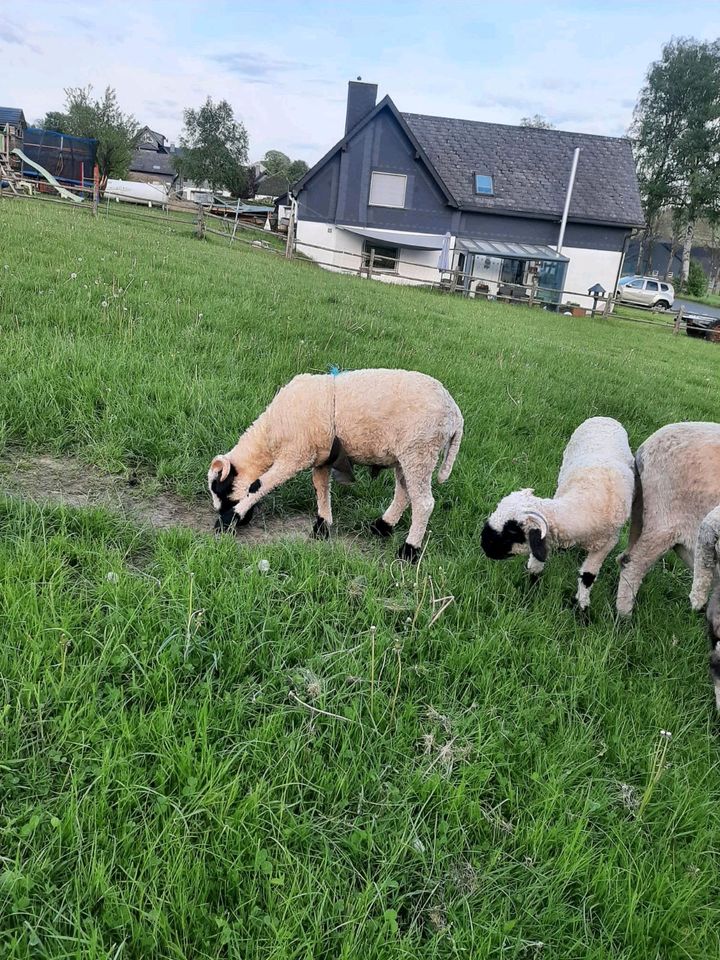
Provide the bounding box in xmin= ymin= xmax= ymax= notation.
xmin=480 ymin=523 xmax=507 ymax=559
xmin=214 ymin=504 xmax=255 ymax=533
xmin=215 ymin=508 xmax=237 ymax=533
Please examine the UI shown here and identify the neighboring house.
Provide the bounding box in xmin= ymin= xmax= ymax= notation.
xmin=289 ymin=82 xmax=644 ymax=307
xmin=0 ymin=107 xmax=27 ymax=167
xmin=625 ymin=238 xmax=720 ymax=292
xmin=129 ymin=126 xmax=180 ymax=189
xmin=254 ymin=171 xmax=290 ymax=201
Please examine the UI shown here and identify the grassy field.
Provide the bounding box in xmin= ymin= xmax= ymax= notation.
xmin=1 ymin=196 xmax=719 ymax=960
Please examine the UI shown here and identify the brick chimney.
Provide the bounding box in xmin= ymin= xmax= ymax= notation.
xmin=345 ymin=80 xmax=378 ymax=135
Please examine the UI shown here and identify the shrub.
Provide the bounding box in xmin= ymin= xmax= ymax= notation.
xmin=684 ymin=259 xmax=708 ymax=297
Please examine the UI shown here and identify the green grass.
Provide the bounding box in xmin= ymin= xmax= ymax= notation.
xmin=1 ymin=195 xmax=720 ymax=959
xmin=677 ymin=291 xmax=720 ymax=309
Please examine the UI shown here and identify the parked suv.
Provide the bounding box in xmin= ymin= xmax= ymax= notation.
xmin=616 ymin=276 xmax=674 ymax=310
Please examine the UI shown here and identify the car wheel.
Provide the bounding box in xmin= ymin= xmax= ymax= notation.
xmin=654 ymin=300 xmax=670 ymax=311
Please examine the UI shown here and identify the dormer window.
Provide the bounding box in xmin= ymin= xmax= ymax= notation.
xmin=474 ymin=174 xmax=494 ymax=196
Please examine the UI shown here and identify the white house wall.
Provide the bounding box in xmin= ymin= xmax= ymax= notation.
xmin=296 ymin=220 xmax=624 ymax=306
xmin=561 ymin=246 xmax=622 ymax=309
xmin=295 ymin=222 xmax=447 ymax=286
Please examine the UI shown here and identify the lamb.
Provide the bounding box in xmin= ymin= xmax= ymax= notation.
xmin=207 ymin=368 xmax=464 ymax=562
xmin=480 ymin=417 xmax=634 ymax=611
xmin=615 ymin=422 xmax=720 ymax=706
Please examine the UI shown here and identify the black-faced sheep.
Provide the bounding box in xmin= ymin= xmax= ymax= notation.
xmin=616 ymin=422 xmax=720 ymax=706
xmin=481 ymin=416 xmax=634 ymax=611
xmin=208 ymin=368 xmax=463 ymax=562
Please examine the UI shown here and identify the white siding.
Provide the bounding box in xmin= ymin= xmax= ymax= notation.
xmin=294 ymin=222 xmax=445 ymax=286
xmin=561 ymin=247 xmax=623 ymax=309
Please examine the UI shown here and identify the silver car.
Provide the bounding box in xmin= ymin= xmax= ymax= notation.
xmin=616 ymin=276 xmax=674 ymax=310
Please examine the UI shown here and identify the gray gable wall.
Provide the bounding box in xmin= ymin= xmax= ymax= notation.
xmin=298 ymin=109 xmax=455 ymax=234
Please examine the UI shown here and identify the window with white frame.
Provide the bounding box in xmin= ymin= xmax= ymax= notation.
xmin=369 ymin=172 xmax=407 ymax=208
xmin=362 ymin=240 xmax=399 ymax=272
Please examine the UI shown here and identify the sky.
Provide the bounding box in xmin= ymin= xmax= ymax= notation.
xmin=3 ymin=0 xmax=720 ymax=165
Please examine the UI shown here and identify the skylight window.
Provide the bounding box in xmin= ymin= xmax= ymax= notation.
xmin=474 ymin=174 xmax=494 ymax=196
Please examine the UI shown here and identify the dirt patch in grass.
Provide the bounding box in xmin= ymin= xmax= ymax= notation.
xmin=0 ymin=450 xmax=314 ymax=544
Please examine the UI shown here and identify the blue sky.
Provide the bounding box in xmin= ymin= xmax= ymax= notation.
xmin=3 ymin=1 xmax=720 ymax=163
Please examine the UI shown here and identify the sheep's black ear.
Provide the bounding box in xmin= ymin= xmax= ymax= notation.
xmin=528 ymin=527 xmax=547 ymax=563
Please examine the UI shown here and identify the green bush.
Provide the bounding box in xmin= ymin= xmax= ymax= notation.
xmin=684 ymin=258 xmax=708 ymax=297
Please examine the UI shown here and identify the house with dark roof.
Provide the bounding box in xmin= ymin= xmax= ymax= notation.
xmin=1 ymin=107 xmax=27 ymax=167
xmin=129 ymin=126 xmax=180 ymax=188
xmin=290 ymin=82 xmax=644 ymax=307
xmin=254 ymin=171 xmax=290 ymax=201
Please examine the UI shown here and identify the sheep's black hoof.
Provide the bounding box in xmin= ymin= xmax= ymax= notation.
xmin=398 ymin=542 xmax=420 ymax=564
xmin=528 ymin=573 xmax=542 ymax=588
xmin=312 ymin=515 xmax=330 ymax=539
xmin=370 ymin=517 xmax=394 ymax=538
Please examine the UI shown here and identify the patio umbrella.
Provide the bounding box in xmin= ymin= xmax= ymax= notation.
xmin=437 ymin=231 xmax=451 ymax=272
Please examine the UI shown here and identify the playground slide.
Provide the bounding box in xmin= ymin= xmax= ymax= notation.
xmin=12 ymin=148 xmax=84 ymax=203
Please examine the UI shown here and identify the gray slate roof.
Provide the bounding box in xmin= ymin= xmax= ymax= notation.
xmin=129 ymin=150 xmax=177 ymax=178
xmin=0 ymin=107 xmax=26 ymax=127
xmin=402 ymin=112 xmax=644 ymax=226
xmin=255 ymin=172 xmax=290 ymax=197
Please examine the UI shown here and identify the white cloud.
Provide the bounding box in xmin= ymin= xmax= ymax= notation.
xmin=2 ymin=1 xmax=720 ymax=163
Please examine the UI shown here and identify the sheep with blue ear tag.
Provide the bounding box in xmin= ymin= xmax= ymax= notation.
xmin=208 ymin=367 xmax=463 ymax=562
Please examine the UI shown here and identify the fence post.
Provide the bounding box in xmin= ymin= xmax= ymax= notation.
xmin=92 ymin=164 xmax=99 ymax=217
xmin=673 ymin=305 xmax=684 ymax=335
xmin=285 ymin=198 xmax=296 ymax=259
xmin=367 ymin=248 xmax=375 ymax=279
xmin=231 ymin=198 xmax=241 ymax=243
xmin=196 ymin=203 xmax=205 ymax=240
xmin=603 ymin=294 xmax=612 ymax=318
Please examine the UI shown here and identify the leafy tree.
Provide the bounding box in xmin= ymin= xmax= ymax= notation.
xmin=225 ymin=164 xmax=255 ymax=200
xmin=632 ymin=38 xmax=720 ymax=284
xmin=173 ymin=98 xmax=249 ymax=194
xmin=287 ymin=159 xmax=309 ymax=181
xmin=40 ymin=86 xmax=138 ymax=190
xmin=39 ymin=110 xmax=71 ymax=133
xmin=260 ymin=152 xmax=308 ymax=186
xmin=262 ymin=150 xmax=291 ymax=175
xmin=520 ymin=114 xmax=555 ymax=129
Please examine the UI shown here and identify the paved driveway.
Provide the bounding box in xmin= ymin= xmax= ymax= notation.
xmin=674 ymin=298 xmax=720 ymax=320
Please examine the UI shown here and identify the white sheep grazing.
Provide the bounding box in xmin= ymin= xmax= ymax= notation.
xmin=616 ymin=423 xmax=720 ymax=615
xmin=207 ymin=368 xmax=464 ymax=562
xmin=481 ymin=417 xmax=634 ymax=611
xmin=615 ymin=422 xmax=720 ymax=706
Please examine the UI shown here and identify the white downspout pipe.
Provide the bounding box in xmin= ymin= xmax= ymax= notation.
xmin=557 ymin=147 xmax=580 ymax=255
